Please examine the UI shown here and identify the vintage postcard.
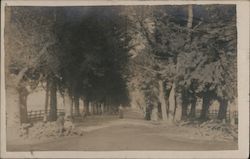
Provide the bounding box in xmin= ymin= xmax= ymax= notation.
xmin=1 ymin=0 xmax=249 ymax=158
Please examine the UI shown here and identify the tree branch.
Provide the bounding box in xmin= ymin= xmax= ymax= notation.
xmin=15 ymin=40 xmax=56 ymax=86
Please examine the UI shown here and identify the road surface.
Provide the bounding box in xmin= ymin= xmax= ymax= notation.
xmin=7 ymin=118 xmax=237 ymax=151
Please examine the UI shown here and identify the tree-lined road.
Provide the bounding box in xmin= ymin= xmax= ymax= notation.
xmin=5 ymin=6 xmax=238 ymax=153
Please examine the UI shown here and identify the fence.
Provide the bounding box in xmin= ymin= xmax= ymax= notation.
xmin=27 ymin=108 xmax=238 ymax=124
xmin=196 ymin=109 xmax=238 ymax=124
xmin=28 ymin=109 xmax=64 ymax=122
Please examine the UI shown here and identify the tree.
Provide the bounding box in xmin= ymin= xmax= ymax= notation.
xmin=5 ymin=7 xmax=57 ymax=127
xmin=123 ymin=5 xmax=236 ymax=123
xmin=176 ymin=5 xmax=237 ymax=121
xmin=122 ymin=6 xmax=188 ymax=121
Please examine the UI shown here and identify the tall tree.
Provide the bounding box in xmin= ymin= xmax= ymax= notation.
xmin=5 ymin=7 xmax=57 ymax=127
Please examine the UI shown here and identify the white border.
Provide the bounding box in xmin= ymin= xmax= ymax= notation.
xmin=1 ymin=0 xmax=249 ymax=158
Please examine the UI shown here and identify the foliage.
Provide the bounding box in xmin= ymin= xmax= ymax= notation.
xmin=176 ymin=5 xmax=237 ymax=102
xmin=55 ymin=7 xmax=130 ymax=105
xmin=5 ymin=5 xmax=237 ymax=123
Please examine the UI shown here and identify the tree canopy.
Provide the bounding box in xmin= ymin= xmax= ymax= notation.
xmin=5 ymin=5 xmax=237 ymax=124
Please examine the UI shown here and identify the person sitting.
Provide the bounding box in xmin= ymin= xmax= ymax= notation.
xmin=56 ymin=112 xmax=65 ymax=136
xmin=64 ymin=117 xmax=75 ymax=136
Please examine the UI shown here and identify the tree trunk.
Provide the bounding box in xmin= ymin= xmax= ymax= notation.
xmin=200 ymin=95 xmax=210 ymax=121
xmin=107 ymin=102 xmax=111 ymax=114
xmin=19 ymin=87 xmax=29 ymax=123
xmin=89 ymin=102 xmax=93 ymax=115
xmin=173 ymin=94 xmax=182 ymax=121
xmin=187 ymin=5 xmax=193 ymax=29
xmin=106 ymin=103 xmax=111 ymax=114
xmin=49 ymin=79 xmax=57 ymax=121
xmin=43 ymin=80 xmax=49 ymax=122
xmin=158 ymin=80 xmax=168 ymax=121
xmin=168 ymin=83 xmax=176 ymax=120
xmin=6 ymin=71 xmax=29 ymax=127
xmin=218 ymin=99 xmax=228 ymax=121
xmin=189 ymin=97 xmax=197 ymax=118
xmin=6 ymin=86 xmax=22 ymax=140
xmin=106 ymin=104 xmax=110 ymax=113
xmin=151 ymin=106 xmax=158 ymax=121
xmin=84 ymin=99 xmax=89 ymax=115
xmin=92 ymin=102 xmax=96 ymax=115
xmin=97 ymin=103 xmax=101 ymax=115
xmin=228 ymin=100 xmax=237 ymax=125
xmin=180 ymin=90 xmax=189 ymax=120
xmin=170 ymin=5 xmax=194 ymax=122
xmin=95 ymin=103 xmax=98 ymax=115
xmin=74 ymin=96 xmax=80 ymax=116
xmin=6 ymin=87 xmax=21 ymax=127
xmin=80 ymin=98 xmax=85 ymax=115
xmin=181 ymin=101 xmax=188 ymax=121
xmin=96 ymin=103 xmax=100 ymax=115
xmin=97 ymin=103 xmax=100 ymax=115
xmin=101 ymin=103 xmax=104 ymax=115
xmin=64 ymin=90 xmax=73 ymax=119
xmin=187 ymin=4 xmax=193 ymax=44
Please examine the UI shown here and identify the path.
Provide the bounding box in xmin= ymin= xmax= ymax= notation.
xmin=7 ymin=108 xmax=237 ymax=151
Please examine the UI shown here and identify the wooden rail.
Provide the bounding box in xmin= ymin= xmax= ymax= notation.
xmin=28 ymin=109 xmax=64 ymax=121
xmin=196 ymin=109 xmax=238 ymax=124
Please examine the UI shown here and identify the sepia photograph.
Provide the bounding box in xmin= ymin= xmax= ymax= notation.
xmin=0 ymin=0 xmax=249 ymax=158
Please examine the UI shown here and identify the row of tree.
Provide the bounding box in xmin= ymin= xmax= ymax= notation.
xmin=5 ymin=7 xmax=130 ymax=126
xmin=5 ymin=5 xmax=237 ymax=128
xmin=123 ymin=5 xmax=237 ymax=123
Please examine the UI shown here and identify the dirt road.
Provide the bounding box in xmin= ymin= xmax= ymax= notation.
xmin=7 ymin=118 xmax=237 ymax=151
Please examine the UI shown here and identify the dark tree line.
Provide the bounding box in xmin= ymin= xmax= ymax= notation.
xmin=54 ymin=7 xmax=130 ymax=120
xmin=5 ymin=7 xmax=130 ymax=125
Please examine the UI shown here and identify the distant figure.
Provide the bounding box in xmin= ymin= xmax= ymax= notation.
xmin=56 ymin=112 xmax=65 ymax=136
xmin=118 ymin=104 xmax=124 ymax=119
